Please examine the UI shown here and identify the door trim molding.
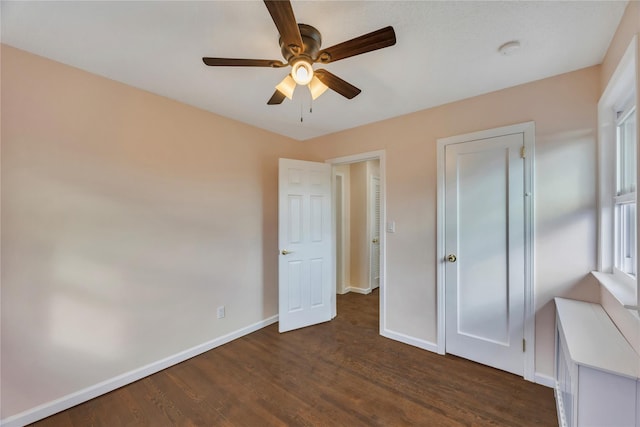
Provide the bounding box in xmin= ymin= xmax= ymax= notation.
xmin=369 ymin=175 xmax=381 ymax=291
xmin=436 ymin=122 xmax=535 ymax=382
xmin=326 ymin=150 xmax=386 ymax=335
xmin=334 ymin=171 xmax=348 ymax=296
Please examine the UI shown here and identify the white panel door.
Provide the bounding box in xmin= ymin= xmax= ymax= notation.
xmin=369 ymin=176 xmax=381 ymax=290
xmin=278 ymin=158 xmax=333 ymax=333
xmin=444 ymin=133 xmax=525 ymax=376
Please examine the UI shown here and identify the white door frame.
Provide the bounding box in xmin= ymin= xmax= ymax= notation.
xmin=334 ymin=171 xmax=348 ymax=295
xmin=369 ymin=175 xmax=381 ymax=291
xmin=436 ymin=122 xmax=535 ymax=382
xmin=326 ymin=150 xmax=386 ymax=330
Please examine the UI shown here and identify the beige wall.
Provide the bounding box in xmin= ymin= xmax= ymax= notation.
xmin=1 ymin=45 xmax=308 ymax=419
xmin=346 ymin=160 xmax=380 ymax=292
xmin=601 ymin=0 xmax=640 ymax=92
xmin=349 ymin=161 xmax=368 ymax=290
xmin=306 ymin=65 xmax=601 ymax=379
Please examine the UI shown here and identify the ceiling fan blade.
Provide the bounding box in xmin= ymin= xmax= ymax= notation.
xmin=267 ymin=90 xmax=287 ymax=105
xmin=264 ymin=0 xmax=304 ymax=56
xmin=315 ymin=26 xmax=396 ymax=63
xmin=314 ymin=69 xmax=361 ymax=99
xmin=202 ymin=58 xmax=287 ymax=68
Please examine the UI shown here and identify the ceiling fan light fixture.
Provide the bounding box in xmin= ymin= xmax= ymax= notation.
xmin=308 ymin=76 xmax=328 ymax=100
xmin=275 ymin=75 xmax=297 ymax=100
xmin=291 ymin=59 xmax=314 ymax=85
xmin=203 ymin=2 xmax=396 ymax=105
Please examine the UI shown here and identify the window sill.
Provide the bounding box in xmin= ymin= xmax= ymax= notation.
xmin=591 ymin=271 xmax=637 ymax=310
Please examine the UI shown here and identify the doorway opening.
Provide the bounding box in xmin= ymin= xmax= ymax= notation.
xmin=327 ymin=151 xmax=385 ymax=332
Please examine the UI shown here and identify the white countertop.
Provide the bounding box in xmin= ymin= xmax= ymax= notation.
xmin=555 ymin=297 xmax=640 ymax=379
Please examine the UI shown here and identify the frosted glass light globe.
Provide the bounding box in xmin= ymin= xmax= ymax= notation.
xmin=291 ymin=60 xmax=313 ymax=85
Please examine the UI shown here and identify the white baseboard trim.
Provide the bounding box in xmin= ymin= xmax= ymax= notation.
xmin=344 ymin=286 xmax=372 ymax=295
xmin=534 ymin=372 xmax=555 ymax=388
xmin=381 ymin=328 xmax=555 ymax=388
xmin=381 ymin=328 xmax=439 ymax=353
xmin=0 ymin=315 xmax=279 ymax=427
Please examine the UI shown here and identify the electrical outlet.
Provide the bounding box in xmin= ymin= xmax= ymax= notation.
xmin=217 ymin=306 xmax=225 ymax=319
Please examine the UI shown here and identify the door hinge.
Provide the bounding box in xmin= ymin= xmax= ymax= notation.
xmin=522 ymin=339 xmax=526 ymax=352
xmin=520 ymin=146 xmax=526 ymax=159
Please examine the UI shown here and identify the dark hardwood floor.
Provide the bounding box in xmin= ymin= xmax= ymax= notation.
xmin=31 ymin=290 xmax=558 ymax=426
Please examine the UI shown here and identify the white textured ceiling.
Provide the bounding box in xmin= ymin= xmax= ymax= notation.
xmin=1 ymin=1 xmax=628 ymax=140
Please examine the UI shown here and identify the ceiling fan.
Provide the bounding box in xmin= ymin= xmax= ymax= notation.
xmin=202 ymin=0 xmax=396 ymax=105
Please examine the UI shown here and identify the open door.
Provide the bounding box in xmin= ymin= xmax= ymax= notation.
xmin=278 ymin=158 xmax=333 ymax=333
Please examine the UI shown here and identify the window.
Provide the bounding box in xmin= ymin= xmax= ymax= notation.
xmin=597 ymin=35 xmax=637 ymax=308
xmin=615 ymin=103 xmax=637 ymax=277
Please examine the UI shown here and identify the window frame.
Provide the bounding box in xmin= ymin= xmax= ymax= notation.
xmin=597 ymin=35 xmax=638 ymax=307
xmin=614 ymin=102 xmax=637 ymax=278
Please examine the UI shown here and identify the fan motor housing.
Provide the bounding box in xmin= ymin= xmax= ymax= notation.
xmin=280 ymin=24 xmax=322 ymax=63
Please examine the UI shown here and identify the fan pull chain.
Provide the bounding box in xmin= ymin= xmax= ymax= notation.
xmin=299 ymin=93 xmax=313 ymax=123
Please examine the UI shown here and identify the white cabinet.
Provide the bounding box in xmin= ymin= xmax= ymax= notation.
xmin=554 ymin=298 xmax=639 ymax=427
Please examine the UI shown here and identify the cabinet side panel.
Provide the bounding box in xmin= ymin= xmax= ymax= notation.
xmin=577 ymin=366 xmax=636 ymax=426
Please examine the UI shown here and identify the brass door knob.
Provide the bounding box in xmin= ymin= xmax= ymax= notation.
xmin=372 ymin=238 xmax=379 ymax=244
xmin=281 ymin=249 xmax=293 ymax=255
xmin=447 ymin=254 xmax=457 ymax=263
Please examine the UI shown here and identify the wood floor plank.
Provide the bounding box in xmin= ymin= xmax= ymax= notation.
xmin=30 ymin=290 xmax=557 ymax=426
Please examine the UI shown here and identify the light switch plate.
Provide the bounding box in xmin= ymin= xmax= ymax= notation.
xmin=386 ymin=221 xmax=396 ymax=233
